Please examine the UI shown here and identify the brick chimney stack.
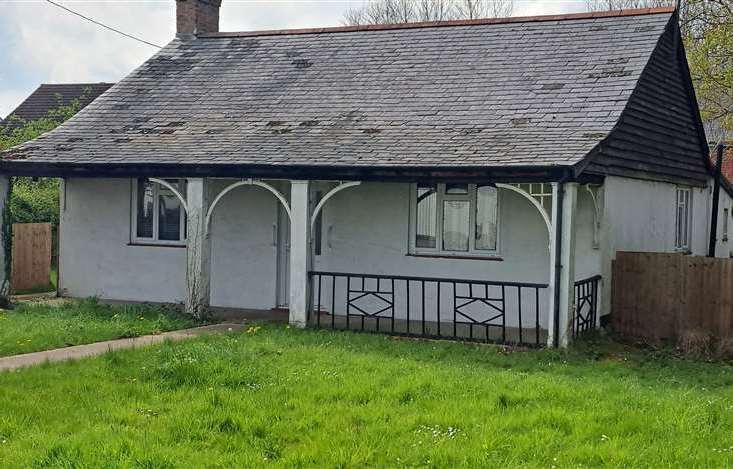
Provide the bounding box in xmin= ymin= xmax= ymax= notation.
xmin=176 ymin=0 xmax=222 ymax=35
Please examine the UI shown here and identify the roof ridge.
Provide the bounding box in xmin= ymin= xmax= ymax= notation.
xmin=39 ymin=82 xmax=115 ymax=86
xmin=200 ymin=6 xmax=676 ymax=39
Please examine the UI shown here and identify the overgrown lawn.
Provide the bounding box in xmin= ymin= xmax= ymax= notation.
xmin=0 ymin=324 xmax=732 ymax=467
xmin=0 ymin=299 xmax=197 ymax=357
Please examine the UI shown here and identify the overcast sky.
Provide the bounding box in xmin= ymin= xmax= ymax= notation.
xmin=0 ymin=0 xmax=585 ymax=118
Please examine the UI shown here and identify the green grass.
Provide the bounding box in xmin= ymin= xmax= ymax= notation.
xmin=0 ymin=299 xmax=198 ymax=357
xmin=0 ymin=324 xmax=732 ymax=467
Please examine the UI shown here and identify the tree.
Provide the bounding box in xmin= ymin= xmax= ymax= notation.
xmin=585 ymin=0 xmax=671 ymax=9
xmin=343 ymin=0 xmax=514 ymax=25
xmin=586 ymin=0 xmax=732 ymax=137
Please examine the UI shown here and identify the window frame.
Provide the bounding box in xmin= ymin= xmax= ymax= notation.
xmin=409 ymin=183 xmax=500 ymax=257
xmin=674 ymin=186 xmax=692 ymax=252
xmin=723 ymin=207 xmax=729 ymax=243
xmin=130 ymin=178 xmax=187 ymax=246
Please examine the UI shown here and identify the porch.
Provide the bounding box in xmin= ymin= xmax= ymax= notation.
xmin=47 ymin=176 xmax=603 ymax=347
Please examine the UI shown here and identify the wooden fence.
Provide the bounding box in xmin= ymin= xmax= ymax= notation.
xmin=612 ymin=251 xmax=733 ymax=341
xmin=11 ymin=222 xmax=52 ymax=293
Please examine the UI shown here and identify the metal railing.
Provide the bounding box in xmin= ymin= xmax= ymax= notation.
xmin=308 ymin=271 xmax=549 ymax=347
xmin=573 ymin=275 xmax=601 ymax=338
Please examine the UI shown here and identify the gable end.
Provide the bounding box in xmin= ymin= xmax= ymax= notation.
xmin=580 ymin=14 xmax=710 ymax=186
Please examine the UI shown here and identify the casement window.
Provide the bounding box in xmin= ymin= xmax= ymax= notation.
xmin=131 ymin=178 xmax=187 ymax=245
xmin=674 ymin=187 xmax=692 ymax=251
xmin=411 ymin=183 xmax=499 ymax=256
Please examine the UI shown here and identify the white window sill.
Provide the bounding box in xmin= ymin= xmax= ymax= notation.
xmin=406 ymin=252 xmax=503 ymax=261
xmin=128 ymin=242 xmax=186 ymax=249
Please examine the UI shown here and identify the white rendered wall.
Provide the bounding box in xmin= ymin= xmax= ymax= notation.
xmin=574 ymin=187 xmax=602 ymax=280
xmin=59 ymin=178 xmax=279 ymax=308
xmin=59 ymin=178 xmax=186 ymax=302
xmin=600 ymin=175 xmax=711 ymax=317
xmin=208 ymin=180 xmax=280 ymax=310
xmin=602 ymin=176 xmax=708 ymax=256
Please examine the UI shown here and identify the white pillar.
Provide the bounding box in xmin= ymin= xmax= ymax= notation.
xmin=547 ymin=182 xmax=559 ymax=347
xmin=0 ymin=175 xmax=8 ymax=299
xmin=289 ymin=180 xmax=310 ymax=327
xmin=557 ymin=182 xmax=578 ymax=347
xmin=547 ymin=182 xmax=578 ymax=347
xmin=185 ymin=177 xmax=211 ymax=319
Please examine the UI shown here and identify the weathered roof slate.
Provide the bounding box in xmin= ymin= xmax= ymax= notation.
xmin=1 ymin=9 xmax=678 ymax=173
xmin=1 ymin=83 xmax=113 ymax=129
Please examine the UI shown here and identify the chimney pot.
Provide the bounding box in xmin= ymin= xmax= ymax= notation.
xmin=176 ymin=0 xmax=222 ymax=36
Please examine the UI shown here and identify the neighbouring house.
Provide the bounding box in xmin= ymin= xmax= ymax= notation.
xmin=0 ymin=2 xmax=721 ymax=347
xmin=0 ymin=83 xmax=114 ymax=130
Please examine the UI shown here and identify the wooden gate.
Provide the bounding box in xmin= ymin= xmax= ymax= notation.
xmin=11 ymin=222 xmax=52 ymax=293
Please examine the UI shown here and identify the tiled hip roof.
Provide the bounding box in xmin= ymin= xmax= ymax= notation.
xmin=1 ymin=9 xmax=676 ymax=173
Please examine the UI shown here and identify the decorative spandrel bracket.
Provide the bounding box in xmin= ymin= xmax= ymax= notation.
xmin=496 ymin=183 xmax=553 ymax=237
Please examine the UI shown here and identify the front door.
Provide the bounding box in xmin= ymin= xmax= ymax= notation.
xmin=276 ymin=204 xmax=290 ymax=307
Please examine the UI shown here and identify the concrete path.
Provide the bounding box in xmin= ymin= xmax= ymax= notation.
xmin=0 ymin=323 xmax=246 ymax=372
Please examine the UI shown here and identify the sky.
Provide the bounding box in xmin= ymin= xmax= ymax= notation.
xmin=0 ymin=0 xmax=585 ymax=118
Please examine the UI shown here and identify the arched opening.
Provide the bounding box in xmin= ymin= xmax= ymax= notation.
xmin=206 ymin=179 xmax=291 ymax=232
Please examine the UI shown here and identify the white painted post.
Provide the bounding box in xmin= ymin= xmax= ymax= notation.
xmin=558 ymin=182 xmax=578 ymax=347
xmin=185 ymin=177 xmax=211 ymax=319
xmin=0 ymin=175 xmax=8 ymax=300
xmin=598 ymin=186 xmax=611 ymax=329
xmin=289 ymin=180 xmax=310 ymax=327
xmin=547 ymin=182 xmax=559 ymax=347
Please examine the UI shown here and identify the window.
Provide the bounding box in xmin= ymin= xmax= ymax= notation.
xmin=132 ymin=178 xmax=186 ymax=245
xmin=674 ymin=187 xmax=692 ymax=251
xmin=412 ymin=183 xmax=499 ymax=255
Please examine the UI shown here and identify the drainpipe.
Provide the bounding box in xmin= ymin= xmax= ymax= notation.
xmin=552 ymin=182 xmax=565 ymax=346
xmin=708 ymin=143 xmax=724 ymax=257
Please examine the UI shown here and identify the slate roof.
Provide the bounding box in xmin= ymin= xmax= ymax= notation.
xmin=1 ymin=83 xmax=113 ymax=129
xmin=1 ymin=7 xmax=700 ymax=180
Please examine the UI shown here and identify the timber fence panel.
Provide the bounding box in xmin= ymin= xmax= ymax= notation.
xmin=612 ymin=252 xmax=733 ymax=341
xmin=11 ymin=223 xmax=52 ymax=292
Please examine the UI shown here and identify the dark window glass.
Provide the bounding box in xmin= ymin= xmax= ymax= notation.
xmin=158 ymin=184 xmax=182 ymax=241
xmin=416 ymin=184 xmax=437 ymax=248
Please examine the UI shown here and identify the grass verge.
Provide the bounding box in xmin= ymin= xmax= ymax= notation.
xmin=0 ymin=298 xmax=198 ymax=357
xmin=0 ymin=324 xmax=731 ymax=467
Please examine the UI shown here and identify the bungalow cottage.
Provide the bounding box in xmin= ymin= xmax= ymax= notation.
xmin=0 ymin=2 xmax=720 ymax=347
